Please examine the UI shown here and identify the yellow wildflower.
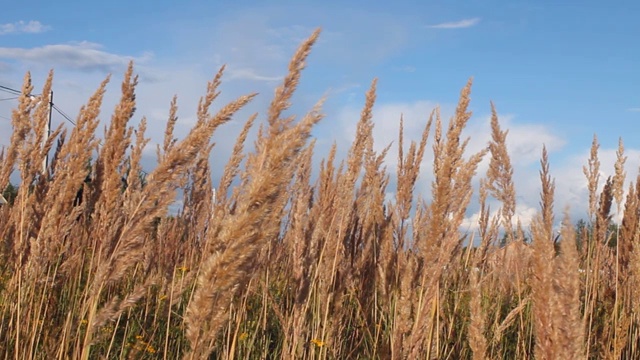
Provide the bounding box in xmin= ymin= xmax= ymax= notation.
xmin=310 ymin=338 xmax=326 ymax=347
xmin=101 ymin=326 xmax=114 ymax=333
xmin=132 ymin=336 xmax=156 ymax=354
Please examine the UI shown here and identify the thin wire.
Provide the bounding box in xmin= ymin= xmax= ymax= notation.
xmin=0 ymin=84 xmax=73 ymax=126
xmin=1 ymin=83 xmax=150 ymax=176
xmin=0 ymin=85 xmax=21 ymax=96
xmin=52 ymin=104 xmax=76 ymax=126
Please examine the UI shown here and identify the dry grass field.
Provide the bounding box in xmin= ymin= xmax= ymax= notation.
xmin=0 ymin=29 xmax=637 ymax=359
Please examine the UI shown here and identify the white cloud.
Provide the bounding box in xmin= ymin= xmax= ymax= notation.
xmin=0 ymin=21 xmax=50 ymax=35
xmin=427 ymin=18 xmax=481 ymax=29
xmin=0 ymin=20 xmax=51 ymax=35
xmin=227 ymin=67 xmax=282 ymax=82
xmin=333 ymin=98 xmax=571 ymax=236
xmin=461 ymin=203 xmax=539 ymax=232
xmin=0 ymin=42 xmax=152 ymax=74
xmin=628 ymin=107 xmax=640 ymax=112
xmin=554 ymin=146 xmax=640 ymax=222
xmin=464 ymin=114 xmax=566 ymax=170
xmin=335 ymin=99 xmax=441 ymax=164
xmin=463 ymin=141 xmax=640 ymax=230
xmin=336 ymin=101 xmax=563 ymax=177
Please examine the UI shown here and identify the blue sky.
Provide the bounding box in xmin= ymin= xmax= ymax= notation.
xmin=1 ymin=0 xmax=639 ymax=226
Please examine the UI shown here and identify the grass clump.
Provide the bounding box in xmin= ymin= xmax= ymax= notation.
xmin=0 ymin=28 xmax=636 ymax=359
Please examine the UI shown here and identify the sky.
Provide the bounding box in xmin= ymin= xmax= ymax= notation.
xmin=1 ymin=0 xmax=639 ymax=228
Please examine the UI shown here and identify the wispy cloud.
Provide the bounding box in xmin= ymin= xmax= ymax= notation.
xmin=0 ymin=42 xmax=152 ymax=73
xmin=0 ymin=20 xmax=50 ymax=35
xmin=628 ymin=107 xmax=640 ymax=112
xmin=427 ymin=18 xmax=480 ymax=29
xmin=227 ymin=67 xmax=282 ymax=82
